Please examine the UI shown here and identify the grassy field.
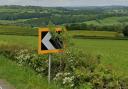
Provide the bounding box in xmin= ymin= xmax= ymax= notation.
xmin=0 ymin=33 xmax=128 ymax=75
xmin=0 ymin=19 xmax=29 ymax=24
xmin=0 ymin=35 xmax=37 ymax=48
xmin=0 ymin=25 xmax=37 ymax=36
xmin=73 ymin=39 xmax=128 ymax=75
xmin=69 ymin=30 xmax=118 ymax=37
xmin=84 ymin=16 xmax=128 ymax=26
xmin=0 ymin=55 xmax=58 ymax=89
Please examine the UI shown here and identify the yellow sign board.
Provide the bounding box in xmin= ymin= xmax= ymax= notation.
xmin=38 ymin=28 xmax=63 ymax=54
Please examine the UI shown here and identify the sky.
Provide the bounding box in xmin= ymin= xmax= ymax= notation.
xmin=0 ymin=0 xmax=128 ymax=7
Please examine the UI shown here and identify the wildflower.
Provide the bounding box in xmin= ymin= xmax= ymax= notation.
xmin=71 ymin=84 xmax=74 ymax=87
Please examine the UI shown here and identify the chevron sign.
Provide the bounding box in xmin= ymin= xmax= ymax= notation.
xmin=38 ymin=28 xmax=63 ymax=54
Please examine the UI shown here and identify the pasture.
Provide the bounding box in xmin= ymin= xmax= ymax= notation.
xmin=73 ymin=39 xmax=128 ymax=75
xmin=84 ymin=16 xmax=128 ymax=26
xmin=69 ymin=30 xmax=118 ymax=37
xmin=0 ymin=25 xmax=37 ymax=36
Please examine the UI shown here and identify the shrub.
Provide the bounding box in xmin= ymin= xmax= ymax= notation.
xmin=53 ymin=48 xmax=128 ymax=89
xmin=0 ymin=44 xmax=48 ymax=74
xmin=0 ymin=44 xmax=25 ymax=58
xmin=123 ymin=25 xmax=128 ymax=37
xmin=0 ymin=45 xmax=128 ymax=89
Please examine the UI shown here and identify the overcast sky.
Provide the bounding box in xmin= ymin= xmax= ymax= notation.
xmin=0 ymin=0 xmax=128 ymax=6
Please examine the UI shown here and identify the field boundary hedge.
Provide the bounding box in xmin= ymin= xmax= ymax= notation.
xmin=73 ymin=35 xmax=128 ymax=40
xmin=0 ymin=44 xmax=128 ymax=89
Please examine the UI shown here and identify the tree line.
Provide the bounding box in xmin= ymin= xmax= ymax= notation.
xmin=66 ymin=23 xmax=128 ymax=35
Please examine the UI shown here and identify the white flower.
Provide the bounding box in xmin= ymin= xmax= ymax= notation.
xmin=71 ymin=76 xmax=75 ymax=79
xmin=71 ymin=84 xmax=74 ymax=87
xmin=53 ymin=77 xmax=57 ymax=81
xmin=64 ymin=72 xmax=70 ymax=76
xmin=63 ymin=77 xmax=72 ymax=84
xmin=56 ymin=72 xmax=63 ymax=77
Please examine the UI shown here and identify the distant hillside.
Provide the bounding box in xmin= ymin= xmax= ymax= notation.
xmin=0 ymin=5 xmax=128 ymax=27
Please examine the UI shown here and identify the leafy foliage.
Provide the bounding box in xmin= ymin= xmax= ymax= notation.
xmin=66 ymin=23 xmax=125 ymax=32
xmin=0 ymin=45 xmax=127 ymax=89
xmin=123 ymin=25 xmax=128 ymax=37
xmin=48 ymin=22 xmax=72 ymax=48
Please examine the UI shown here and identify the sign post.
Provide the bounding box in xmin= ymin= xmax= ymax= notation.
xmin=48 ymin=54 xmax=51 ymax=84
xmin=38 ymin=27 xmax=63 ymax=84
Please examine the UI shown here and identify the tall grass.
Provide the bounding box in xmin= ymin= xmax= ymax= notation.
xmin=73 ymin=38 xmax=128 ymax=75
xmin=0 ymin=55 xmax=59 ymax=89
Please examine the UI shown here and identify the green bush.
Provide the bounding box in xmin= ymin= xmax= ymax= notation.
xmin=0 ymin=45 xmax=128 ymax=89
xmin=52 ymin=48 xmax=128 ymax=89
xmin=123 ymin=25 xmax=128 ymax=37
xmin=0 ymin=45 xmax=48 ymax=74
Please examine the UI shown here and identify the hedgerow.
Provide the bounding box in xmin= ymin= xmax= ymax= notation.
xmin=123 ymin=25 xmax=128 ymax=37
xmin=0 ymin=45 xmax=128 ymax=89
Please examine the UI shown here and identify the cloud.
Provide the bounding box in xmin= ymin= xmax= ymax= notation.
xmin=0 ymin=0 xmax=128 ymax=6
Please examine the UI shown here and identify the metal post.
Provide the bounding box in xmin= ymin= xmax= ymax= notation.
xmin=48 ymin=54 xmax=51 ymax=84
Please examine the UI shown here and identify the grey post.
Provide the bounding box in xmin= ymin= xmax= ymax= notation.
xmin=48 ymin=54 xmax=51 ymax=84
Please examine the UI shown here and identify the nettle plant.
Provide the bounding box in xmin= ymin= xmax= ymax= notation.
xmin=48 ymin=22 xmax=72 ymax=48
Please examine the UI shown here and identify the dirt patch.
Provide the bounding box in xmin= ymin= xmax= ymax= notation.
xmin=0 ymin=79 xmax=15 ymax=89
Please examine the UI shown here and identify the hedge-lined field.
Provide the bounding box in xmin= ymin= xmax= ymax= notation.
xmin=84 ymin=16 xmax=128 ymax=26
xmin=0 ymin=35 xmax=37 ymax=48
xmin=0 ymin=25 xmax=123 ymax=38
xmin=69 ymin=30 xmax=118 ymax=37
xmin=0 ymin=25 xmax=37 ymax=36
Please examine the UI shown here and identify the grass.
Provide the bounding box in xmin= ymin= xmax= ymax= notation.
xmin=73 ymin=38 xmax=128 ymax=75
xmin=69 ymin=30 xmax=118 ymax=37
xmin=84 ymin=16 xmax=128 ymax=26
xmin=0 ymin=19 xmax=29 ymax=24
xmin=0 ymin=35 xmax=37 ymax=49
xmin=0 ymin=25 xmax=37 ymax=36
xmin=0 ymin=55 xmax=58 ymax=89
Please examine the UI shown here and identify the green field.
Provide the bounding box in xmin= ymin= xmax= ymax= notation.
xmin=69 ymin=30 xmax=118 ymax=37
xmin=73 ymin=39 xmax=128 ymax=75
xmin=0 ymin=25 xmax=37 ymax=36
xmin=0 ymin=35 xmax=37 ymax=48
xmin=0 ymin=33 xmax=128 ymax=75
xmin=84 ymin=16 xmax=128 ymax=26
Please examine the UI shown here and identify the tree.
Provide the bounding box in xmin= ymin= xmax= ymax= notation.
xmin=123 ymin=25 xmax=128 ymax=37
